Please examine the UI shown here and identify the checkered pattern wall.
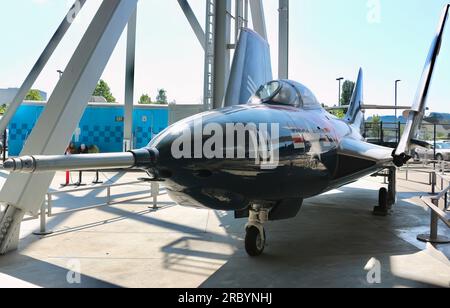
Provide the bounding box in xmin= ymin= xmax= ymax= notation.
xmin=8 ymin=105 xmax=169 ymax=156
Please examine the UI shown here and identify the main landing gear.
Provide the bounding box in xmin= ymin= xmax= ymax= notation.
xmin=373 ymin=167 xmax=397 ymax=216
xmin=245 ymin=205 xmax=269 ymax=257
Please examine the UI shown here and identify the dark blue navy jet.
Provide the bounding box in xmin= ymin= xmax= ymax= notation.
xmin=4 ymin=4 xmax=449 ymax=256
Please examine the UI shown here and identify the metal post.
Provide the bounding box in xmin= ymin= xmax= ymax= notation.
xmin=33 ymin=201 xmax=52 ymax=236
xmin=417 ymin=198 xmax=450 ymax=244
xmin=0 ymin=0 xmax=87 ymax=135
xmin=433 ymin=124 xmax=437 ymax=170
xmin=406 ymin=162 xmax=409 ymax=181
xmin=2 ymin=130 xmax=6 ymax=163
xmin=204 ymin=0 xmax=216 ymax=110
xmin=92 ymin=170 xmax=103 ymax=184
xmin=107 ymin=186 xmax=111 ymax=205
xmin=431 ymin=172 xmax=436 ymax=195
xmin=213 ymin=0 xmax=232 ymax=109
xmin=178 ymin=0 xmax=206 ymax=49
xmin=336 ymin=78 xmax=343 ymax=106
xmin=124 ymin=8 xmax=137 ymax=151
xmin=47 ymin=193 xmax=53 ymax=217
xmin=151 ymin=183 xmax=160 ymax=210
xmin=395 ymin=80 xmax=401 ymax=120
xmin=235 ymin=0 xmax=246 ymax=43
xmin=278 ymin=0 xmax=289 ymax=80
xmin=0 ymin=0 xmax=139 ymax=255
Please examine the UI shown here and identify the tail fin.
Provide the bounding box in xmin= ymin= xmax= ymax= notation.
xmin=344 ymin=68 xmax=365 ymax=133
xmin=224 ymin=28 xmax=273 ymax=107
xmin=394 ymin=4 xmax=450 ymax=166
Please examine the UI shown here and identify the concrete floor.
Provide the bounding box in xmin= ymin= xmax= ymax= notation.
xmin=0 ymin=169 xmax=449 ymax=288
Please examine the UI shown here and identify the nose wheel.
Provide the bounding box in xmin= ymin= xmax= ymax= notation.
xmin=245 ymin=206 xmax=269 ymax=257
xmin=245 ymin=226 xmax=266 ymax=256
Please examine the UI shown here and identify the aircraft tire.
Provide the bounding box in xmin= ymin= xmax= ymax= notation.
xmin=379 ymin=188 xmax=388 ymax=208
xmin=245 ymin=226 xmax=265 ymax=257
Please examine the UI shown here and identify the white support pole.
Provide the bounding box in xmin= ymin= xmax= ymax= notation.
xmin=178 ymin=0 xmax=206 ymax=50
xmin=278 ymin=0 xmax=289 ymax=79
xmin=0 ymin=0 xmax=139 ymax=255
xmin=213 ymin=0 xmax=232 ymax=110
xmin=203 ymin=0 xmax=216 ymax=110
xmin=235 ymin=0 xmax=244 ymax=43
xmin=249 ymin=0 xmax=267 ymax=41
xmin=0 ymin=0 xmax=87 ymax=135
xmin=124 ymin=8 xmax=137 ymax=151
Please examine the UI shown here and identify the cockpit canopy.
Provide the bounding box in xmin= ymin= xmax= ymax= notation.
xmin=249 ymin=80 xmax=321 ymax=110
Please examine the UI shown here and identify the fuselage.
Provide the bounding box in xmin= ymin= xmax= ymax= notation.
xmin=147 ymin=102 xmax=382 ymax=211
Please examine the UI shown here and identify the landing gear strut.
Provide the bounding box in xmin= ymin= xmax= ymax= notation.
xmin=245 ymin=205 xmax=269 ymax=257
xmin=373 ymin=167 xmax=397 ymax=216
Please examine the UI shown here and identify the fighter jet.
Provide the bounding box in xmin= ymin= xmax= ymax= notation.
xmin=4 ymin=4 xmax=449 ymax=256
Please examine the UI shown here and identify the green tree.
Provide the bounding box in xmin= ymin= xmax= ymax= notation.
xmin=368 ymin=115 xmax=381 ymax=138
xmin=138 ymin=94 xmax=152 ymax=105
xmin=329 ymin=109 xmax=345 ymax=119
xmin=25 ymin=89 xmax=43 ymax=101
xmin=156 ymin=89 xmax=168 ymax=104
xmin=93 ymin=80 xmax=116 ymax=103
xmin=340 ymin=80 xmax=355 ymax=105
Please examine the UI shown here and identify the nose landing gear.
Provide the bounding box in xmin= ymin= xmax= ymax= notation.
xmin=245 ymin=205 xmax=269 ymax=257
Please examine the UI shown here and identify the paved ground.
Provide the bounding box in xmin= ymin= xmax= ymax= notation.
xmin=0 ymin=169 xmax=449 ymax=288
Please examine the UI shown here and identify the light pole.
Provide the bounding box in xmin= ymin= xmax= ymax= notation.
xmin=395 ymin=79 xmax=401 ymax=120
xmin=336 ymin=77 xmax=344 ymax=106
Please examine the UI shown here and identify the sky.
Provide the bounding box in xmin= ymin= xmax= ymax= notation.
xmin=0 ymin=0 xmax=450 ymax=116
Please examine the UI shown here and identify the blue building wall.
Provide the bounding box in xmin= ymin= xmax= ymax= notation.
xmin=8 ymin=103 xmax=169 ymax=156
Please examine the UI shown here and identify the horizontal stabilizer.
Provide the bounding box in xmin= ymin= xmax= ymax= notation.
xmin=327 ymin=105 xmax=412 ymax=111
xmin=337 ymin=138 xmax=393 ymax=164
xmin=394 ymin=4 xmax=450 ymax=166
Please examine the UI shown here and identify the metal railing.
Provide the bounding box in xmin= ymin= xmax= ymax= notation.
xmin=33 ymin=179 xmax=161 ymax=235
xmin=402 ymin=160 xmax=450 ymax=194
xmin=418 ymin=182 xmax=450 ymax=244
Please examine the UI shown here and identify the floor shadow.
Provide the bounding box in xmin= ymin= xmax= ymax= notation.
xmin=0 ymin=253 xmax=119 ymax=288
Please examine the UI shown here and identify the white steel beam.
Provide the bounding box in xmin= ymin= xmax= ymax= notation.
xmin=178 ymin=0 xmax=206 ymax=50
xmin=279 ymin=0 xmax=289 ymax=79
xmin=249 ymin=0 xmax=267 ymax=41
xmin=235 ymin=0 xmax=244 ymax=43
xmin=203 ymin=0 xmax=216 ymax=110
xmin=124 ymin=8 xmax=137 ymax=151
xmin=213 ymin=0 xmax=231 ymax=109
xmin=0 ymin=0 xmax=139 ymax=254
xmin=0 ymin=0 xmax=87 ymax=134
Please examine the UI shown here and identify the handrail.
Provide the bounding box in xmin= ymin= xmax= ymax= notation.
xmin=418 ymin=177 xmax=450 ymax=244
xmin=421 ymin=196 xmax=449 ymax=227
xmin=49 ymin=180 xmax=145 ymax=195
xmin=432 ymin=183 xmax=450 ymax=201
xmin=32 ymin=179 xmax=162 ymax=236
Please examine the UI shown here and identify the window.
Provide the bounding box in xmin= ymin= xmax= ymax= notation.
xmin=255 ymin=81 xmax=281 ymax=102
xmin=250 ymin=80 xmax=320 ymax=109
